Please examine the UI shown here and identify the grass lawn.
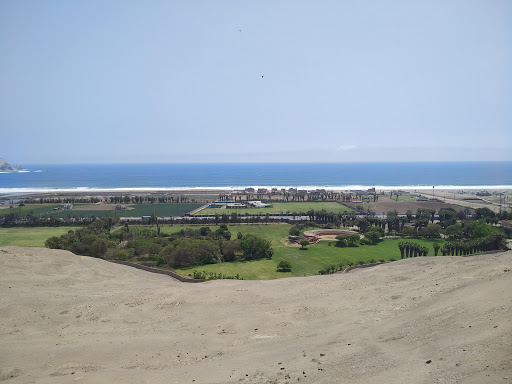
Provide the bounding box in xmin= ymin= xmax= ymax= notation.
xmin=148 ymin=224 xmax=445 ymax=279
xmin=48 ymin=203 xmax=203 ymax=218
xmin=0 ymin=227 xmax=81 ymax=247
xmin=195 ymin=202 xmax=354 ymax=216
xmin=395 ymin=195 xmax=418 ymax=202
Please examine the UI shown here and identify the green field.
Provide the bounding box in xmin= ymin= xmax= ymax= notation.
xmin=151 ymin=224 xmax=445 ymax=279
xmin=0 ymin=204 xmax=61 ymax=217
xmin=0 ymin=227 xmax=81 ymax=247
xmin=195 ymin=202 xmax=355 ymax=216
xmin=395 ymin=195 xmax=418 ymax=202
xmin=45 ymin=203 xmax=203 ymax=218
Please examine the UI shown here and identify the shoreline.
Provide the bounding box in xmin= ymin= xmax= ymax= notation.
xmin=1 ymin=185 xmax=512 ymax=195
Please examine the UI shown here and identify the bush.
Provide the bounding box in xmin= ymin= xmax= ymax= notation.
xmin=363 ymin=230 xmax=381 ymax=244
xmin=45 ymin=236 xmax=62 ymax=249
xmin=113 ymin=250 xmax=130 ymax=260
xmin=277 ymin=260 xmax=292 ymax=272
xmin=289 ymin=225 xmax=302 ymax=236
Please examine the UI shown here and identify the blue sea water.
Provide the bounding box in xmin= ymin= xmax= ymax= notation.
xmin=0 ymin=162 xmax=511 ymax=193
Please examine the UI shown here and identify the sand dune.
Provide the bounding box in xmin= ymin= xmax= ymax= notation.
xmin=1 ymin=247 xmax=511 ymax=383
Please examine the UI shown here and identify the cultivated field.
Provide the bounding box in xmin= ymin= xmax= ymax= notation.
xmin=47 ymin=203 xmax=203 ymax=218
xmin=195 ymin=202 xmax=354 ymax=216
xmin=0 ymin=204 xmax=61 ymax=217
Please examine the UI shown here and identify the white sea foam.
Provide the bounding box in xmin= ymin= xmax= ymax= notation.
xmin=0 ymin=185 xmax=511 ymax=195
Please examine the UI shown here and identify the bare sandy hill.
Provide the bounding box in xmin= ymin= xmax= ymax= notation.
xmin=1 ymin=247 xmax=511 ymax=384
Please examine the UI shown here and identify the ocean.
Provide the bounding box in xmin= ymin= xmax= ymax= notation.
xmin=0 ymin=162 xmax=511 ymax=194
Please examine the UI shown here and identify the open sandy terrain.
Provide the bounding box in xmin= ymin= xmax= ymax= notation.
xmin=1 ymin=247 xmax=511 ymax=384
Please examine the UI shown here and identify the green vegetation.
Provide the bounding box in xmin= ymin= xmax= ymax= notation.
xmin=1 ymin=203 xmax=202 ymax=219
xmin=395 ymin=195 xmax=418 ymax=201
xmin=46 ymin=221 xmax=274 ymax=271
xmin=150 ymin=224 xmax=443 ymax=279
xmin=0 ymin=204 xmax=61 ymax=217
xmin=189 ymin=270 xmax=244 ymax=280
xmin=439 ymin=220 xmax=504 ymax=256
xmin=0 ymin=227 xmax=81 ymax=247
xmin=175 ymin=233 xmax=445 ymax=279
xmin=195 ymin=202 xmax=354 ymax=215
xmin=48 ymin=203 xmax=203 ymax=218
xmin=277 ymin=260 xmax=292 ymax=272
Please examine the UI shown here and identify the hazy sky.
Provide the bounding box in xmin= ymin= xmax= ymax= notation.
xmin=1 ymin=0 xmax=511 ymax=164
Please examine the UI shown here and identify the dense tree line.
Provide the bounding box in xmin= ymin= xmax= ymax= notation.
xmin=45 ymin=220 xmax=273 ymax=269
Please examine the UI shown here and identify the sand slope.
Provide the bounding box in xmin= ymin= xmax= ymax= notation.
xmin=1 ymin=246 xmax=511 ymax=383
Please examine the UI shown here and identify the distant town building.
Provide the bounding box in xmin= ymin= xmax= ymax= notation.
xmin=248 ymin=201 xmax=271 ymax=208
xmin=226 ymin=203 xmax=246 ymax=209
xmin=63 ymin=204 xmax=73 ymax=209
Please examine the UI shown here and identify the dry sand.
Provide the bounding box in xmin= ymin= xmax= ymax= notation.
xmin=1 ymin=247 xmax=511 ymax=384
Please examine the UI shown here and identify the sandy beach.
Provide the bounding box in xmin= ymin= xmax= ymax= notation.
xmin=1 ymin=247 xmax=511 ymax=383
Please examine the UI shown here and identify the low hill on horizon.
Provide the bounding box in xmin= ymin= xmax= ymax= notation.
xmin=0 ymin=158 xmax=23 ymax=171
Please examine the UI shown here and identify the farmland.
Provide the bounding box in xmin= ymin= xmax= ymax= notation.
xmin=0 ymin=204 xmax=61 ymax=217
xmin=4 ymin=203 xmax=203 ymax=218
xmin=195 ymin=202 xmax=355 ymax=216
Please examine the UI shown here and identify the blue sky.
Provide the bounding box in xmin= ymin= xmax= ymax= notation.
xmin=1 ymin=0 xmax=511 ymax=163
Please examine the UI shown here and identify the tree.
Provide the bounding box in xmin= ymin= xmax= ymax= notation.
xmin=419 ymin=224 xmax=441 ymax=238
xmin=240 ymin=235 xmax=273 ymax=260
xmin=45 ymin=236 xmax=62 ymax=249
xmin=468 ymin=220 xmax=499 ymax=239
xmin=445 ymin=223 xmax=464 ymax=240
xmin=398 ymin=242 xmax=405 ymax=259
xmin=300 ymin=239 xmax=310 ymax=249
xmin=433 ymin=243 xmax=440 ymax=256
xmin=386 ymin=210 xmax=399 ymax=233
xmin=277 ymin=260 xmax=292 ymax=272
xmin=289 ymin=226 xmax=301 ymax=236
xmin=438 ymin=208 xmax=457 ymax=228
xmin=364 ymin=230 xmax=380 ymax=244
xmin=199 ymin=227 xmax=211 ymax=236
xmin=237 ymin=232 xmax=243 ymax=240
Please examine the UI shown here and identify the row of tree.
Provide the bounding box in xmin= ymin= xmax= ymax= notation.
xmin=398 ymin=242 xmax=430 ymax=258
xmin=440 ymin=234 xmax=504 ymax=256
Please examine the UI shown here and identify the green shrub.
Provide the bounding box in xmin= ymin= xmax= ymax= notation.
xmin=277 ymin=260 xmax=292 ymax=272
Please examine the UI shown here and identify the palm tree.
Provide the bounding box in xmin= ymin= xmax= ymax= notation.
xmin=405 ymin=242 xmax=411 ymax=258
xmin=398 ymin=242 xmax=405 ymax=259
xmin=433 ymin=243 xmax=440 ymax=256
